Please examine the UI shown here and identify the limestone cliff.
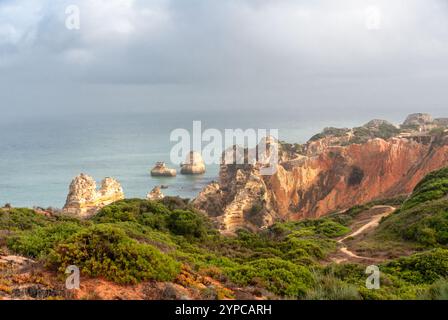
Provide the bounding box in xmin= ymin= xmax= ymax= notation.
xmin=194 ymin=114 xmax=448 ymax=234
xmin=63 ymin=174 xmax=124 ymax=218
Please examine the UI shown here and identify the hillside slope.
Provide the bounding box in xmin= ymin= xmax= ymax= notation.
xmin=2 ymin=168 xmax=448 ymax=300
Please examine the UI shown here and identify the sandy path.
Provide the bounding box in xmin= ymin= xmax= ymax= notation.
xmin=334 ymin=205 xmax=395 ymax=263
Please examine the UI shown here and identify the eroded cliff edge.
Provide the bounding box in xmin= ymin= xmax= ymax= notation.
xmin=194 ymin=113 xmax=448 ymax=234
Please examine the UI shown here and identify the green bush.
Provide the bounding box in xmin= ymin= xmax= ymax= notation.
xmin=160 ymin=196 xmax=191 ymax=211
xmin=47 ymin=224 xmax=180 ymax=284
xmin=314 ymin=220 xmax=350 ymax=238
xmin=270 ymin=218 xmax=349 ymax=239
xmin=0 ymin=208 xmax=52 ymax=231
xmin=376 ymin=198 xmax=448 ymax=246
xmin=167 ymin=209 xmax=208 ymax=239
xmin=375 ymin=123 xmax=400 ymax=140
xmin=309 ymin=127 xmax=349 ymax=142
xmin=305 ymin=272 xmax=361 ymax=300
xmin=281 ymin=237 xmax=331 ymax=260
xmin=7 ymin=222 xmax=83 ymax=258
xmin=382 ymin=249 xmax=448 ymax=284
xmin=225 ymin=258 xmax=314 ymax=298
xmin=95 ymin=199 xmax=210 ymax=238
xmin=419 ymin=278 xmax=448 ymax=300
xmin=94 ymin=199 xmax=171 ymax=225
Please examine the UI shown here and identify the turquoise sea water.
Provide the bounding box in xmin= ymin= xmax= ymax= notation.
xmin=0 ymin=111 xmax=364 ymax=208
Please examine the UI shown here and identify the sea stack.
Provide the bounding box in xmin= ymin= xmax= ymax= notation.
xmin=63 ymin=173 xmax=124 ymax=218
xmin=180 ymin=151 xmax=206 ymax=175
xmin=150 ymin=162 xmax=177 ymax=177
xmin=147 ymin=186 xmax=165 ymax=201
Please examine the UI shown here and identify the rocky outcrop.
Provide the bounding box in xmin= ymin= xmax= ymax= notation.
xmin=147 ymin=186 xmax=165 ymax=201
xmin=63 ymin=174 xmax=124 ymax=218
xmin=181 ymin=151 xmax=206 ymax=175
xmin=151 ymin=162 xmax=177 ymax=177
xmin=401 ymin=113 xmax=438 ymax=133
xmin=194 ymin=114 xmax=448 ymax=234
xmin=435 ymin=118 xmax=448 ymax=126
xmin=403 ymin=113 xmax=433 ymax=126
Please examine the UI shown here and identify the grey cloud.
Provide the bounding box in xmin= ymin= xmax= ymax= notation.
xmin=1 ymin=0 xmax=448 ymax=120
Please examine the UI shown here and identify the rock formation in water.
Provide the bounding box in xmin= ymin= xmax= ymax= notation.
xmin=63 ymin=174 xmax=124 ymax=218
xmin=151 ymin=162 xmax=177 ymax=177
xmin=147 ymin=186 xmax=165 ymax=201
xmin=180 ymin=151 xmax=206 ymax=175
xmin=194 ymin=114 xmax=448 ymax=234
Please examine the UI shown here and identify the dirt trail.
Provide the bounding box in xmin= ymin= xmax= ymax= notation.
xmin=333 ymin=205 xmax=395 ymax=264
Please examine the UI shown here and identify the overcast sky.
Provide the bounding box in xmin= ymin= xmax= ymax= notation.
xmin=1 ymin=0 xmax=448 ymax=122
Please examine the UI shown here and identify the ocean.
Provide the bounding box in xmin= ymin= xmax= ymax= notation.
xmin=0 ymin=111 xmax=365 ymax=208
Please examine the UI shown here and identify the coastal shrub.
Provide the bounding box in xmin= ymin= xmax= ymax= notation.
xmin=239 ymin=228 xmax=277 ymax=246
xmin=418 ymin=278 xmax=448 ymax=300
xmin=0 ymin=208 xmax=52 ymax=231
xmin=382 ymin=249 xmax=448 ymax=284
xmin=93 ymin=199 xmax=171 ymax=224
xmin=225 ymin=258 xmax=314 ymax=298
xmin=313 ymin=220 xmax=350 ymax=238
xmin=402 ymin=203 xmax=448 ymax=245
xmin=322 ymin=263 xmax=426 ymax=300
xmin=280 ymin=142 xmax=305 ymax=156
xmin=375 ymin=123 xmax=400 ymax=140
xmin=369 ymin=195 xmax=407 ymax=207
xmin=227 ymin=224 xmax=339 ymax=264
xmin=305 ymin=272 xmax=361 ymax=300
xmin=160 ymin=196 xmax=191 ymax=211
xmin=402 ymin=167 xmax=448 ymax=210
xmin=326 ymin=204 xmax=372 ymax=226
xmin=323 ymin=263 xmax=366 ymax=284
xmin=167 ymin=209 xmax=207 ymax=239
xmin=110 ymin=221 xmax=178 ymax=251
xmin=375 ymin=198 xmax=448 ymax=246
xmin=7 ymin=222 xmax=83 ymax=258
xmin=309 ymin=127 xmax=349 ymax=142
xmin=350 ymin=123 xmax=399 ymax=144
xmin=47 ymin=224 xmax=180 ymax=284
xmin=281 ymin=237 xmax=331 ymax=261
xmin=94 ymin=199 xmax=210 ymax=238
xmin=270 ymin=219 xmax=349 ymax=239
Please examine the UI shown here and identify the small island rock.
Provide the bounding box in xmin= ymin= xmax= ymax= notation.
xmin=151 ymin=162 xmax=177 ymax=177
xmin=180 ymin=151 xmax=206 ymax=175
xmin=147 ymin=186 xmax=165 ymax=201
xmin=63 ymin=173 xmax=124 ymax=218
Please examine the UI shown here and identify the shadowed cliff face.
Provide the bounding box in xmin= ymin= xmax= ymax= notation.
xmin=194 ymin=115 xmax=448 ymax=234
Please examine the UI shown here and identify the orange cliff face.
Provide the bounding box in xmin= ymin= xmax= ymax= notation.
xmin=193 ymin=115 xmax=448 ymax=234
xmin=270 ymin=137 xmax=448 ymax=220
